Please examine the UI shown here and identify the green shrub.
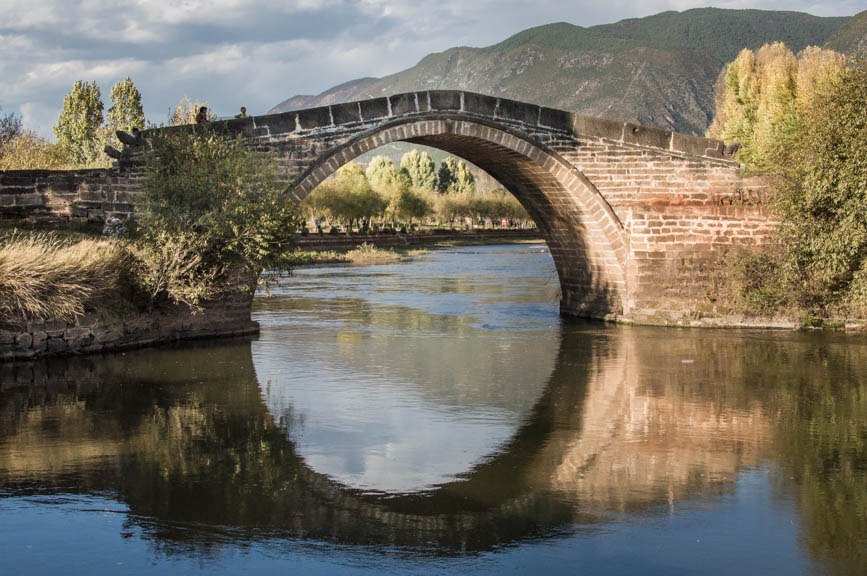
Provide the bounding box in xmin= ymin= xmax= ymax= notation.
xmin=724 ymin=246 xmax=789 ymax=315
xmin=136 ymin=130 xmax=296 ymax=307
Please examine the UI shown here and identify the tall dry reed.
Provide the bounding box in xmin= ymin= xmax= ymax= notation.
xmin=0 ymin=233 xmax=129 ymax=322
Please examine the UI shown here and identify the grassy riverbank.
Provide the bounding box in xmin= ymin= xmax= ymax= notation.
xmin=0 ymin=221 xmax=533 ymax=325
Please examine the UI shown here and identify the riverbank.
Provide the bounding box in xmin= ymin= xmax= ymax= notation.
xmin=4 ymin=227 xmax=866 ymax=364
xmin=0 ymin=227 xmax=261 ymax=362
xmin=0 ymin=286 xmax=259 ymax=362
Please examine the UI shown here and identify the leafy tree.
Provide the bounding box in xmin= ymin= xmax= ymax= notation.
xmin=396 ymin=187 xmax=433 ymax=225
xmin=400 ymin=149 xmax=436 ymax=191
xmin=437 ymin=157 xmax=458 ymax=193
xmin=364 ymin=156 xmax=410 ymax=225
xmin=776 ymin=62 xmax=867 ymax=311
xmin=0 ymin=130 xmax=66 ymax=170
xmin=0 ymin=107 xmax=22 ymax=147
xmin=365 ymin=156 xmax=402 ymax=190
xmin=453 ymin=160 xmax=475 ymax=195
xmin=108 ymin=77 xmax=145 ymax=134
xmin=437 ymin=157 xmax=475 ymax=194
xmin=303 ymin=163 xmax=385 ymax=227
xmin=708 ymin=44 xmax=847 ymax=172
xmin=54 ymin=80 xmax=105 ymax=166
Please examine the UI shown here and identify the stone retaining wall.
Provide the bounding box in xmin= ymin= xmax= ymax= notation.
xmin=0 ymin=167 xmax=140 ymax=222
xmin=0 ymin=288 xmax=258 ymax=362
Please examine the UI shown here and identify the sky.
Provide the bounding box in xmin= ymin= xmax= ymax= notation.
xmin=1 ymin=0 xmax=864 ymax=137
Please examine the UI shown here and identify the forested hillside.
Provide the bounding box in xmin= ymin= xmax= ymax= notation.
xmin=271 ymin=8 xmax=858 ymax=135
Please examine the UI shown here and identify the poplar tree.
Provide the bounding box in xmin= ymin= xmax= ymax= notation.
xmin=365 ymin=156 xmax=401 ymax=190
xmin=108 ymin=77 xmax=145 ymax=133
xmin=437 ymin=158 xmax=458 ymax=193
xmin=400 ymin=149 xmax=436 ymax=191
xmin=54 ymin=80 xmax=105 ymax=166
xmin=453 ymin=160 xmax=475 ymax=195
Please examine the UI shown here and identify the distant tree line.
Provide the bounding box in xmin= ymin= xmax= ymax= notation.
xmin=300 ymin=150 xmax=533 ymax=233
xmin=708 ymin=42 xmax=867 ymax=318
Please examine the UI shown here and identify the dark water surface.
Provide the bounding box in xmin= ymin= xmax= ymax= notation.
xmin=1 ymin=243 xmax=865 ymax=575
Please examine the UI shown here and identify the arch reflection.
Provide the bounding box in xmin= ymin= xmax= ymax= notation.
xmin=1 ymin=328 xmax=865 ymax=574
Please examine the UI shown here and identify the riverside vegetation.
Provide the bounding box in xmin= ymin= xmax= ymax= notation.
xmin=708 ymin=44 xmax=867 ymax=321
xmin=0 ymin=130 xmax=296 ymax=325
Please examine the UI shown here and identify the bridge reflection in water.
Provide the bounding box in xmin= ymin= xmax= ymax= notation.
xmin=0 ymin=327 xmax=863 ymax=573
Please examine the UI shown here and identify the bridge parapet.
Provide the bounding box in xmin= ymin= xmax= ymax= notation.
xmin=128 ymin=90 xmax=736 ymax=164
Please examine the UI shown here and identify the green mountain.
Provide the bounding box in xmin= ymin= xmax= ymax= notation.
xmin=271 ymin=8 xmax=860 ymax=135
xmin=825 ymin=10 xmax=867 ymax=58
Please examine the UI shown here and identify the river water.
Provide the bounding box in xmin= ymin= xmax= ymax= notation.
xmin=0 ymin=243 xmax=865 ymax=575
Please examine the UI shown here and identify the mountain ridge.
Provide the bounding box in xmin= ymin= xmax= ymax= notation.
xmin=271 ymin=8 xmax=862 ymax=135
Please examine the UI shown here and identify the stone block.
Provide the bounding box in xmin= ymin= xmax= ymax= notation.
xmin=573 ymin=114 xmax=624 ymax=141
xmin=31 ymin=331 xmax=47 ymax=351
xmin=64 ymin=327 xmax=92 ymax=340
xmin=623 ymin=123 xmax=671 ymax=149
xmin=330 ymin=102 xmax=361 ymax=125
xmin=0 ymin=185 xmax=37 ymax=196
xmin=261 ymin=112 xmax=300 ymax=134
xmin=45 ymin=337 xmax=68 ymax=354
xmin=463 ymin=93 xmax=498 ymax=117
xmin=1 ymin=172 xmax=41 ymax=186
xmin=94 ymin=329 xmax=123 ymax=344
xmin=359 ymin=97 xmax=391 ymax=120
xmin=428 ymin=91 xmax=461 ymax=112
xmin=539 ymin=108 xmax=572 ymax=131
xmin=0 ymin=331 xmax=16 ymax=345
xmin=13 ymin=193 xmax=44 ymax=207
xmin=389 ymin=93 xmax=417 ymax=117
xmin=670 ymin=133 xmax=725 ymax=159
xmin=44 ymin=319 xmax=67 ymax=336
xmin=497 ymin=98 xmax=539 ymax=125
xmin=223 ymin=117 xmax=257 ymax=138
xmin=15 ymin=333 xmax=33 ymax=350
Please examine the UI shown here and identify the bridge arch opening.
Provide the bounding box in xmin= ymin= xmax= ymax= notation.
xmin=291 ymin=116 xmax=629 ymax=318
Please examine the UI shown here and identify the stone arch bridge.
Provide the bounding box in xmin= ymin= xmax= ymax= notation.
xmin=0 ymin=91 xmax=773 ymax=324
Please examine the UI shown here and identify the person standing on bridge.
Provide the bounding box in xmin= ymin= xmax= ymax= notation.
xmin=195 ymin=106 xmax=209 ymax=124
xmin=235 ymin=106 xmax=248 ymax=119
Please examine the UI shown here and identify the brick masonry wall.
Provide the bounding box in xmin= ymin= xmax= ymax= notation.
xmin=0 ymin=288 xmax=258 ymax=362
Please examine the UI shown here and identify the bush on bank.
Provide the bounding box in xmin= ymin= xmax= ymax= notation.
xmin=136 ymin=130 xmax=297 ymax=307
